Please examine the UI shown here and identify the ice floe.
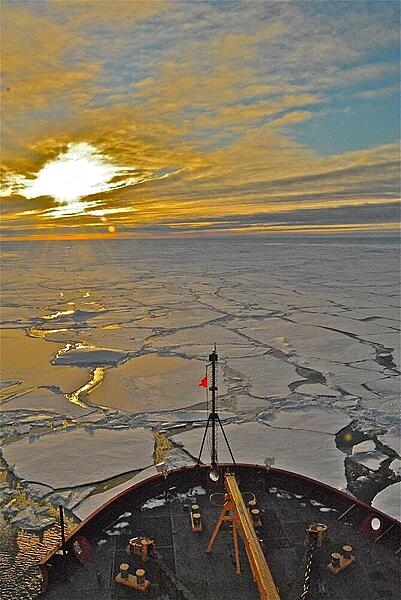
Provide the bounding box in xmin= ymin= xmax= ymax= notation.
xmin=9 ymin=507 xmax=56 ymax=532
xmin=226 ymin=355 xmax=303 ymax=398
xmin=1 ymin=427 xmax=154 ymax=488
xmin=72 ymin=466 xmax=158 ymax=520
xmin=373 ymin=482 xmax=401 ymax=521
xmin=52 ymin=343 xmax=132 ymax=367
xmin=349 ymin=449 xmax=390 ymax=471
xmin=259 ymin=406 xmax=350 ymax=434
xmin=171 ymin=421 xmax=346 ymax=490
xmin=0 ymin=330 xmax=91 ymax=402
xmin=295 ymin=383 xmax=341 ymax=398
xmin=89 ymin=354 xmax=219 ymax=412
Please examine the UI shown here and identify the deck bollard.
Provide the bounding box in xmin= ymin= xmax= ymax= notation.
xmin=192 ymin=513 xmax=201 ymax=528
xmin=331 ymin=553 xmax=341 ymax=568
xmin=248 ymin=499 xmax=257 ymax=511
xmin=136 ymin=568 xmax=146 ymax=586
xmin=120 ymin=563 xmax=129 ymax=579
xmin=251 ymin=508 xmax=261 ymax=527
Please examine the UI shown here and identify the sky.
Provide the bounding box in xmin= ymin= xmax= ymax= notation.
xmin=1 ymin=0 xmax=400 ymax=240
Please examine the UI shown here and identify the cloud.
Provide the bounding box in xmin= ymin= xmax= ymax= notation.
xmin=1 ymin=1 xmax=399 ymax=238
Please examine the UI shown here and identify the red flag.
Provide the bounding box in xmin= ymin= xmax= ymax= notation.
xmin=198 ymin=374 xmax=208 ymax=388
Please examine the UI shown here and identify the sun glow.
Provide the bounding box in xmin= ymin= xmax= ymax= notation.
xmin=8 ymin=142 xmax=142 ymax=217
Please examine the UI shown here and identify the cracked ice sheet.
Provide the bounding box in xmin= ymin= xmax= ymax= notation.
xmin=196 ymin=291 xmax=279 ymax=318
xmin=355 ymin=379 xmax=401 ymax=430
xmin=286 ymin=306 xmax=400 ymax=321
xmin=1 ymin=427 xmax=154 ymax=488
xmin=131 ymin=306 xmax=225 ymax=329
xmin=171 ymin=422 xmax=346 ymax=490
xmin=72 ymin=466 xmax=158 ymax=520
xmin=0 ymin=388 xmax=98 ymax=417
xmin=373 ymin=483 xmax=401 ymax=521
xmin=135 ymin=409 xmax=237 ymax=425
xmin=52 ymin=345 xmax=132 ymax=367
xmin=259 ymin=406 xmax=351 ymax=435
xmin=225 ymin=318 xmax=375 ymax=364
xmin=45 ymin=324 xmax=148 ymax=350
xmin=367 ymin=333 xmax=400 ymax=368
xmin=378 ymin=435 xmax=401 ymax=454
xmin=350 ymin=449 xmax=390 ymax=471
xmin=293 ymin=357 xmax=389 ymax=402
xmin=0 ymin=329 xmax=92 ymax=401
xmin=226 ymin=355 xmax=304 ymax=398
xmin=147 ymin=323 xmax=266 ymax=358
xmin=89 ymin=354 xmax=219 ymax=412
xmin=295 ymin=383 xmax=341 ymax=397
xmin=288 ymin=311 xmax=395 ymax=339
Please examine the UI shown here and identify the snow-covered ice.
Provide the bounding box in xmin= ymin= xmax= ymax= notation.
xmin=73 ymin=466 xmax=158 ymax=520
xmin=52 ymin=343 xmax=132 ymax=366
xmin=1 ymin=427 xmax=154 ymax=488
xmin=227 ymin=355 xmax=303 ymax=398
xmin=89 ymin=354 xmax=216 ymax=412
xmin=259 ymin=406 xmax=351 ymax=434
xmin=171 ymin=421 xmax=347 ymax=490
xmin=373 ymin=483 xmax=401 ymax=520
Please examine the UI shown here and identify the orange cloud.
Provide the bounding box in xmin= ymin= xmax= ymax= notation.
xmin=1 ymin=1 xmax=399 ymax=240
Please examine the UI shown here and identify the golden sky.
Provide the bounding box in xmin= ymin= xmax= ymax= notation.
xmin=1 ymin=0 xmax=400 ymax=239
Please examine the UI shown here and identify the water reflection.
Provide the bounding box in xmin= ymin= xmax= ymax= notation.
xmin=0 ymin=515 xmax=73 ymax=600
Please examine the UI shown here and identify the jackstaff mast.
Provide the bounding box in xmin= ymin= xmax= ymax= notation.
xmin=197 ymin=344 xmax=236 ymax=477
xmin=209 ymin=345 xmax=218 ymax=470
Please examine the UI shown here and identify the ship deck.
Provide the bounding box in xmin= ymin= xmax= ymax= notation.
xmin=40 ymin=465 xmax=401 ymax=599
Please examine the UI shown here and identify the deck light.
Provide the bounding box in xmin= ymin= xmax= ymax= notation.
xmin=209 ymin=466 xmax=220 ymax=481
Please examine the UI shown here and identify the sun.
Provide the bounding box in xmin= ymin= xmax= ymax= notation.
xmin=21 ymin=143 xmax=121 ymax=207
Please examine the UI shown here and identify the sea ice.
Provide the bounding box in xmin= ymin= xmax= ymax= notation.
xmin=72 ymin=466 xmax=158 ymax=520
xmin=170 ymin=421 xmax=346 ymax=490
xmin=0 ymin=329 xmax=91 ymax=402
xmin=226 ymin=355 xmax=303 ymax=398
xmin=1 ymin=388 xmax=96 ymax=417
xmin=148 ymin=323 xmax=264 ymax=358
xmin=352 ymin=440 xmax=376 ymax=453
xmin=1 ymin=237 xmax=399 ymax=533
xmin=349 ymin=449 xmax=389 ymax=471
xmin=52 ymin=344 xmax=132 ymax=367
xmin=373 ymin=482 xmax=401 ymax=521
xmin=259 ymin=406 xmax=350 ymax=435
xmin=132 ymin=306 xmax=224 ymax=329
xmin=49 ymin=486 xmax=96 ymax=510
xmin=288 ymin=311 xmax=394 ymax=339
xmin=89 ymin=354 xmax=217 ymax=412
xmin=1 ymin=427 xmax=154 ymax=488
xmin=9 ymin=507 xmax=56 ymax=531
xmin=295 ymin=383 xmax=341 ymax=398
xmin=23 ymin=483 xmax=53 ymax=500
xmin=135 ymin=409 xmax=237 ymax=426
xmin=225 ymin=318 xmax=375 ymax=364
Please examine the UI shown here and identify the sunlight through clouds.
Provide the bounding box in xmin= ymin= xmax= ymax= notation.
xmin=3 ymin=142 xmax=141 ymax=216
xmin=21 ymin=143 xmax=122 ymax=203
xmin=0 ymin=1 xmax=399 ymax=238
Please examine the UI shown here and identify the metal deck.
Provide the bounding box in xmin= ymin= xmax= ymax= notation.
xmin=40 ymin=466 xmax=401 ymax=600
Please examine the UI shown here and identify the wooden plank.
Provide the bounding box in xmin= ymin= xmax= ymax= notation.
xmin=225 ymin=474 xmax=280 ymax=600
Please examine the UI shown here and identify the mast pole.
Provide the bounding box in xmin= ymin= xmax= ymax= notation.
xmin=209 ymin=344 xmax=218 ymax=468
xmin=59 ymin=505 xmax=67 ymax=556
xmin=197 ymin=344 xmax=235 ymax=473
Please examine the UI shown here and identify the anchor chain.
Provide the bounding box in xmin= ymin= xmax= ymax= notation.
xmin=300 ymin=536 xmax=317 ymax=599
